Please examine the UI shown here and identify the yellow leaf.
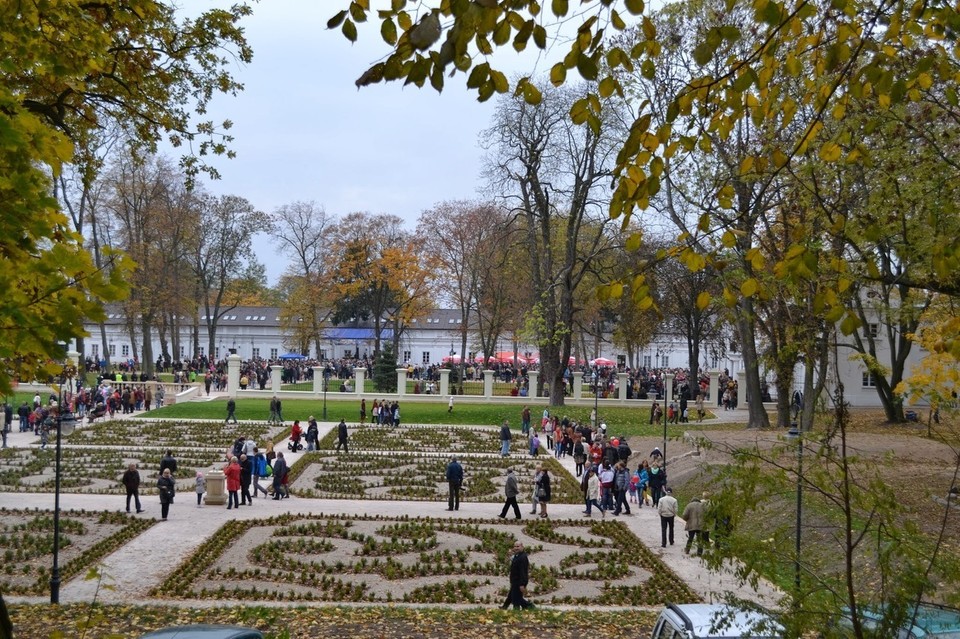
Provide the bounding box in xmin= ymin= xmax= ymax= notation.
xmin=741 ymin=278 xmax=759 ymax=297
xmin=819 ymin=142 xmax=842 ymax=162
xmin=739 ymin=156 xmax=755 ymax=175
xmin=696 ymin=291 xmax=712 ymax=310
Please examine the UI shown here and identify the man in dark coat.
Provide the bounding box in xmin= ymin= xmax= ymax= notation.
xmin=239 ymin=454 xmax=253 ymax=505
xmin=225 ymin=398 xmax=238 ymax=424
xmin=159 ymin=450 xmax=178 ymax=477
xmin=336 ymin=419 xmax=349 ymax=453
xmin=271 ymin=452 xmax=288 ymax=500
xmin=500 ymin=541 xmax=534 ymax=609
xmin=445 ymin=456 xmax=464 ymax=511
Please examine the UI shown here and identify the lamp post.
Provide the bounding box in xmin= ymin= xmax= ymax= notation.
xmin=49 ymin=371 xmax=77 ymax=604
xmin=787 ymin=420 xmax=803 ymax=601
xmin=592 ymin=370 xmax=599 ymax=430
xmin=322 ymin=368 xmax=330 ymax=421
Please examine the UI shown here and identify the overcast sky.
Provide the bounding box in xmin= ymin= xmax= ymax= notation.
xmin=193 ymin=2 xmax=560 ymax=284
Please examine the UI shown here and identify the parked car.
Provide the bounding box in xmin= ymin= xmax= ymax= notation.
xmin=651 ymin=603 xmax=782 ymax=639
xmin=138 ymin=626 xmax=263 ymax=639
xmin=844 ymin=602 xmax=960 ymax=638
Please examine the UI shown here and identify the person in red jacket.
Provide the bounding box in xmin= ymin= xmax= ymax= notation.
xmin=224 ymin=456 xmax=241 ymax=510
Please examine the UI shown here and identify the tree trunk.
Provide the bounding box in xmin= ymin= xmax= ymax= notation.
xmin=735 ymin=298 xmax=771 ymax=428
xmin=140 ymin=315 xmax=153 ymax=376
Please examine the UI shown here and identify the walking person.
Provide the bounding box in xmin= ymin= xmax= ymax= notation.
xmin=225 ymin=398 xmax=238 ymax=424
xmin=157 ymin=468 xmax=175 ymax=521
xmin=159 ymin=450 xmax=178 ymax=477
xmin=583 ymin=467 xmax=603 ymax=517
xmin=122 ymin=463 xmax=144 ymax=513
xmin=239 ymin=453 xmax=253 ymax=505
xmin=500 ymin=541 xmax=535 ymax=609
xmin=224 ymin=456 xmax=241 ymax=510
xmin=445 ymin=455 xmax=463 ymax=511
xmin=499 ymin=420 xmax=512 ymax=457
xmin=683 ymin=494 xmax=707 ymax=556
xmin=252 ymin=448 xmax=269 ymax=498
xmin=658 ymin=486 xmax=679 ymax=548
xmin=360 ymin=398 xmax=366 ymax=425
xmin=336 ymin=419 xmax=349 ymax=453
xmin=269 ymin=396 xmax=280 ymax=425
xmin=612 ymin=461 xmax=632 ymax=516
xmin=195 ymin=471 xmax=206 ymax=507
xmin=530 ymin=465 xmax=543 ymax=515
xmin=521 ymin=405 xmax=531 ymax=437
xmin=271 ymin=452 xmax=288 ymax=500
xmin=448 ymin=395 xmax=454 ymax=413
xmin=536 ymin=468 xmax=551 ymax=519
xmin=648 ymin=461 xmax=666 ymax=506
xmin=498 ymin=468 xmax=522 ymax=519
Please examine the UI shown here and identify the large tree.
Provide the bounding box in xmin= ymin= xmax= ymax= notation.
xmin=271 ymin=201 xmax=335 ymax=356
xmin=483 ymin=83 xmax=619 ymax=405
xmin=0 ymin=0 xmax=251 ymax=387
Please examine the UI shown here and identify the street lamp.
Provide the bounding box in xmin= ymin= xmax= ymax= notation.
xmin=786 ymin=420 xmax=803 ymax=602
xmin=48 ymin=371 xmax=77 ymax=604
xmin=322 ymin=368 xmax=330 ymax=421
xmin=592 ymin=370 xmax=599 ymax=430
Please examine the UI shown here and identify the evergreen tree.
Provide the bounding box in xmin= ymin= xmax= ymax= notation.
xmin=373 ymin=344 xmax=397 ymax=392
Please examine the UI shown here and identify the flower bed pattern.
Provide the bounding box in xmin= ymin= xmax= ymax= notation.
xmin=152 ymin=513 xmax=700 ymax=606
xmin=66 ymin=419 xmax=279 ymax=450
xmin=316 ymin=424 xmax=503 ymax=454
xmin=0 ymin=447 xmax=229 ymax=495
xmin=287 ymin=453 xmax=582 ymax=503
xmin=0 ymin=508 xmax=154 ymax=595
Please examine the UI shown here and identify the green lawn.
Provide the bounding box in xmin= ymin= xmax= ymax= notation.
xmin=137 ymin=397 xmax=722 ymax=438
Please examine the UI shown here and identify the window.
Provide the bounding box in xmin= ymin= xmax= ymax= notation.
xmin=270 ymin=348 xmax=278 ymax=359
xmin=319 ymin=349 xmax=327 ymax=360
xmin=343 ymin=349 xmax=352 ymax=358
xmin=643 ymin=355 xmax=652 ymax=369
xmin=121 ymin=345 xmax=129 ymax=357
xmin=91 ymin=344 xmax=99 ymax=357
xmin=109 ymin=344 xmax=116 ymax=357
xmin=422 ymin=352 xmax=431 ymax=364
xmin=618 ymin=355 xmax=626 ymax=367
xmin=469 ymin=352 xmax=476 ymax=362
xmin=662 ymin=355 xmax=669 ymax=368
xmin=180 ymin=346 xmax=185 ymax=358
xmin=403 ymin=350 xmax=411 ymax=362
xmin=252 ymin=348 xmax=260 ymax=359
xmin=865 ymin=323 xmax=879 ymax=338
xmin=199 ymin=347 xmax=205 ymax=357
xmin=215 ymin=347 xmax=221 ymax=359
xmin=862 ymin=371 xmax=877 ymax=388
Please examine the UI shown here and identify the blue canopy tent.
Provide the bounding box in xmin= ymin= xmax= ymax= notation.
xmin=277 ymin=353 xmax=307 ymax=360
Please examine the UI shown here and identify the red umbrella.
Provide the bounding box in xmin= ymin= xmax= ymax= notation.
xmin=441 ymin=355 xmax=462 ymax=364
xmin=494 ymin=351 xmax=527 ymax=364
xmin=591 ymin=357 xmax=615 ymax=367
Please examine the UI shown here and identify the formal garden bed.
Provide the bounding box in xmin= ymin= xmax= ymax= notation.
xmin=63 ymin=419 xmax=280 ymax=450
xmin=152 ymin=513 xmax=699 ymax=606
xmin=0 ymin=508 xmax=154 ymax=595
xmin=316 ymin=424 xmax=505 ymax=454
xmin=0 ymin=446 xmax=229 ymax=494
xmin=287 ymin=453 xmax=581 ymax=503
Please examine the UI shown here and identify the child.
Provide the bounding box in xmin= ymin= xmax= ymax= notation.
xmin=628 ymin=474 xmax=639 ymax=503
xmin=195 ymin=471 xmax=206 ymax=507
xmin=530 ymin=433 xmax=540 ymax=457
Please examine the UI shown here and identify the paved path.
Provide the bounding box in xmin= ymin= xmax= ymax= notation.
xmin=1 ymin=409 xmax=781 ymax=608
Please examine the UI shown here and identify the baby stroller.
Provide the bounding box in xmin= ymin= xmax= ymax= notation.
xmin=287 ymin=422 xmax=304 ymax=452
xmin=87 ymin=402 xmax=107 ymax=423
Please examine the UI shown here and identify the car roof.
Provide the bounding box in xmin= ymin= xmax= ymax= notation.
xmin=138 ymin=625 xmax=264 ymax=639
xmin=668 ymin=603 xmax=783 ymax=638
xmin=859 ymin=603 xmax=960 ymax=638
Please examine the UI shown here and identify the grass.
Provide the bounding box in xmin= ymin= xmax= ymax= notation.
xmin=141 ymin=397 xmax=724 ymax=438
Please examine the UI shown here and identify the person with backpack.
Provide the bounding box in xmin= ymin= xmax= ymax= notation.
xmin=306 ymin=418 xmax=319 ymax=451
xmin=252 ymin=447 xmax=269 ymax=498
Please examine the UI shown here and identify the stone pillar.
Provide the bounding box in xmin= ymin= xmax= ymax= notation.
xmin=439 ymin=368 xmax=451 ymax=397
xmin=483 ymin=369 xmax=495 ymax=398
xmin=227 ymin=354 xmax=241 ymax=398
xmin=354 ymin=368 xmax=366 ymax=395
xmin=618 ymin=373 xmax=629 ymax=400
xmin=313 ymin=366 xmax=324 ymax=395
xmin=204 ymin=469 xmax=226 ymax=506
xmin=528 ymin=370 xmax=539 ymax=399
xmin=737 ymin=370 xmax=747 ymax=408
xmin=709 ymin=370 xmax=720 ymax=406
xmin=270 ymin=365 xmax=282 ymax=391
xmin=396 ymin=368 xmax=408 ymax=397
xmin=572 ymin=371 xmax=583 ymax=399
xmin=664 ymin=373 xmax=675 ymax=404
